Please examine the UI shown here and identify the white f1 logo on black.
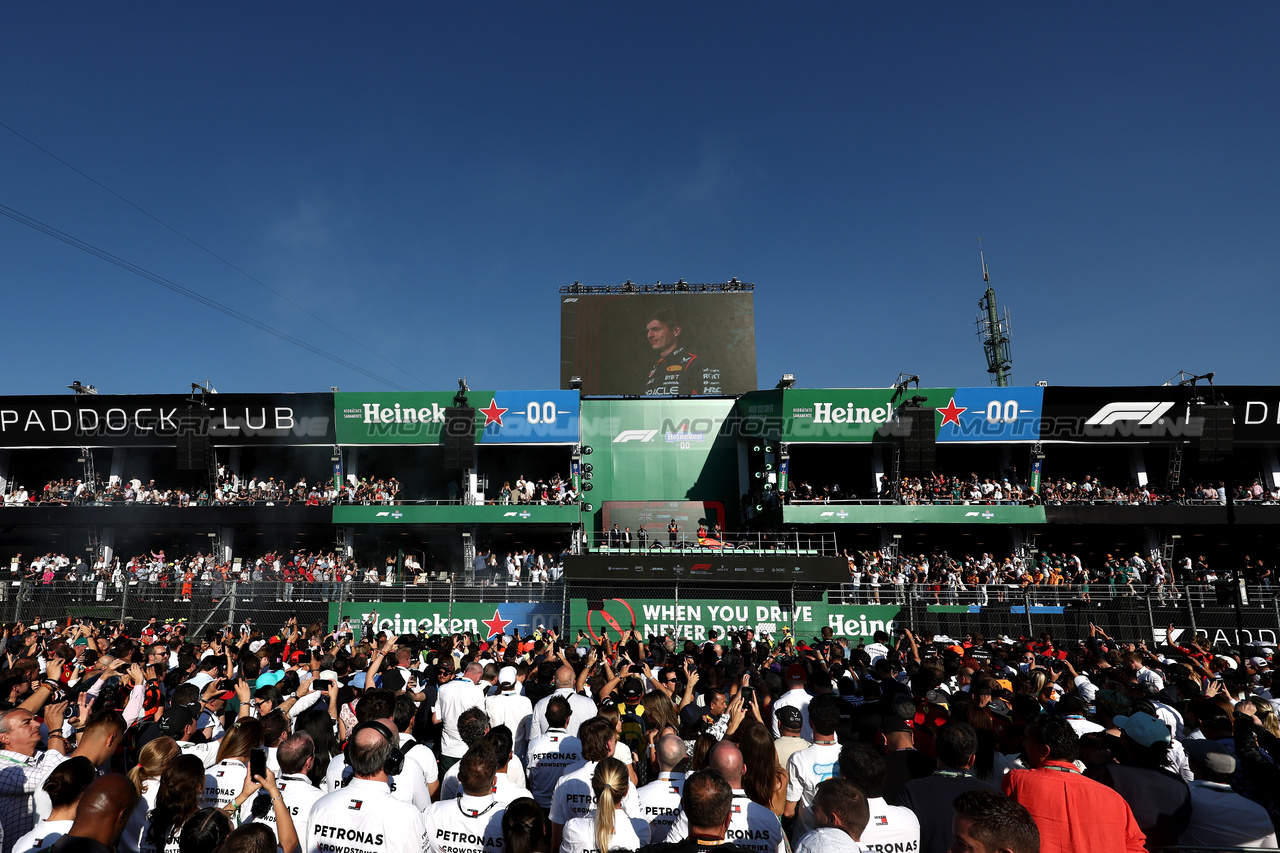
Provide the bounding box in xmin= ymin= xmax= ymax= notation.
xmin=1084 ymin=402 xmax=1175 ymax=426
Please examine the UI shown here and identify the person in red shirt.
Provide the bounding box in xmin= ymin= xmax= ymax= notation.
xmin=1002 ymin=715 xmax=1145 ymax=853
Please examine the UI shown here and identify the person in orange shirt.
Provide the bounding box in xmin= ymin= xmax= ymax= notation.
xmin=1002 ymin=715 xmax=1145 ymax=853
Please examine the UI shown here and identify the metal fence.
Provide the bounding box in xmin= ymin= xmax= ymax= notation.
xmin=5 ymin=578 xmax=1277 ymax=648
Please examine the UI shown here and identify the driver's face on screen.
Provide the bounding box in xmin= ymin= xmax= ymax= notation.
xmin=646 ymin=320 xmax=679 ymax=355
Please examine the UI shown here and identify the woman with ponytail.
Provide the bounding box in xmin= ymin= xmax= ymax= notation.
xmin=559 ymin=758 xmax=650 ymax=853
xmin=122 ymin=737 xmax=180 ymax=853
xmin=503 ymin=797 xmax=552 ymax=853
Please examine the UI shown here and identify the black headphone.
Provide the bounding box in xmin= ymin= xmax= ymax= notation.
xmin=345 ymin=720 xmax=405 ymax=777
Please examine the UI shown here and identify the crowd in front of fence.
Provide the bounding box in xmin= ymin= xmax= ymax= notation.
xmin=0 ymin=599 xmax=1277 ymax=853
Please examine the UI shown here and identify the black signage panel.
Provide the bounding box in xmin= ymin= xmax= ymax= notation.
xmin=563 ymin=554 xmax=849 ymax=584
xmin=0 ymin=393 xmax=335 ymax=448
xmin=1039 ymin=386 xmax=1280 ymax=444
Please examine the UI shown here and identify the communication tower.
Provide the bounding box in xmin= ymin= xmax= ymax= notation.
xmin=975 ymin=241 xmax=1013 ymax=386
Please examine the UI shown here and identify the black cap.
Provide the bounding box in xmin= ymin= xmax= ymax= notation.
xmin=158 ymin=706 xmax=194 ymax=735
xmin=621 ymin=678 xmax=644 ymax=701
xmin=775 ymin=706 xmax=803 ymax=731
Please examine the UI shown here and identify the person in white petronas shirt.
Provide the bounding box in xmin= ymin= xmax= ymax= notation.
xmin=246 ymin=734 xmax=323 ymax=847
xmin=665 ymin=741 xmax=784 ymax=853
xmin=559 ymin=758 xmax=651 ymax=853
xmin=526 ymin=698 xmax=582 ymax=809
xmin=324 ymin=705 xmax=432 ymax=811
xmin=548 ymin=718 xmax=641 ymax=852
xmin=485 ymin=667 xmax=533 ymax=762
xmin=423 ymin=742 xmax=507 ymax=853
xmin=838 ymin=744 xmax=920 ymax=853
xmin=785 ymin=697 xmax=844 ymax=843
xmin=303 ymin=721 xmax=426 ymax=853
xmin=794 ymin=779 xmax=871 ymax=853
xmin=637 ymin=735 xmax=688 ymax=844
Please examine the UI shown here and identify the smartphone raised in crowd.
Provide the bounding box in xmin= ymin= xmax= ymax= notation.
xmin=249 ymin=748 xmax=267 ymax=780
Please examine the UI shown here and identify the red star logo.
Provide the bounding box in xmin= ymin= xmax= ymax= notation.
xmin=479 ymin=398 xmax=508 ymax=427
xmin=938 ymin=397 xmax=967 ymax=427
xmin=482 ymin=608 xmax=512 ymax=639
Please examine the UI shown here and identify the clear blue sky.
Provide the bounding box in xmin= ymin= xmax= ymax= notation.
xmin=2 ymin=4 xmax=1277 ymax=396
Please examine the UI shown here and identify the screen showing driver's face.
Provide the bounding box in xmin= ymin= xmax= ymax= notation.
xmin=646 ymin=319 xmax=680 ymax=356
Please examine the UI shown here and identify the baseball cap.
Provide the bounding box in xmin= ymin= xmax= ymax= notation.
xmin=1183 ymin=739 xmax=1237 ymax=775
xmin=1114 ymin=712 xmax=1171 ymax=747
xmin=775 ymin=706 xmax=803 ymax=731
xmin=785 ymin=664 xmax=807 ymax=683
xmin=498 ymin=666 xmax=518 ymax=687
xmin=158 ymin=706 xmax=194 ymax=735
xmin=1250 ymin=656 xmax=1270 ymax=668
xmin=880 ymin=716 xmax=913 ymax=734
xmin=621 ymin=678 xmax=644 ymax=701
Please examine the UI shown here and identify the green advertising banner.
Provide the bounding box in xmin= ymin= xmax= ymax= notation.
xmin=331 ymin=601 xmax=561 ymax=637
xmin=332 ymin=505 xmax=581 ymax=525
xmin=570 ymin=595 xmax=900 ymax=643
xmin=780 ymin=504 xmax=1047 ymax=525
xmin=781 ymin=388 xmax=953 ymax=442
xmin=334 ymin=390 xmax=579 ymax=445
xmin=580 ymin=399 xmax=739 ymax=538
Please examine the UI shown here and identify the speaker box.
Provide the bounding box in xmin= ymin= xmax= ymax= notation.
xmin=902 ymin=408 xmax=936 ymax=474
xmin=443 ymin=407 xmax=476 ymax=469
xmin=176 ymin=433 xmax=211 ymax=470
xmin=1198 ymin=403 xmax=1234 ymax=463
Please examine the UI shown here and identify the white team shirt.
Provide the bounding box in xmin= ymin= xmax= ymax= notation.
xmin=9 ymin=819 xmax=73 ymax=853
xmin=794 ymin=828 xmax=864 ymax=853
xmin=422 ymin=792 xmax=507 ymax=853
xmin=531 ymin=689 xmax=599 ymax=739
xmin=177 ymin=739 xmax=221 ymax=769
xmin=435 ymin=679 xmax=488 ymax=758
xmin=247 ymin=772 xmax=324 ymax=845
xmin=486 ymin=691 xmax=534 ymax=760
xmin=203 ymin=759 xmax=249 ymax=810
xmin=440 ymin=761 xmax=527 ymax=801
xmin=324 ymin=751 xmax=433 ymax=810
xmin=858 ymin=797 xmax=920 ymax=853
xmin=772 ymin=689 xmax=813 ymax=740
xmin=526 ymin=728 xmax=582 ymax=807
xmin=637 ymin=771 xmax=685 ymax=843
xmin=666 ymin=789 xmax=785 ymax=853
xmin=786 ymin=741 xmax=842 ymax=840
xmin=549 ymin=761 xmax=640 ymax=825
xmin=559 ymin=810 xmax=651 ymax=853
xmin=304 ymin=777 xmax=427 ymax=853
xmin=120 ymin=778 xmax=161 ymax=853
xmin=400 ymin=733 xmax=441 ymax=791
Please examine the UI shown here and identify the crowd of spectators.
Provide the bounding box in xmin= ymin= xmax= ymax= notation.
xmin=780 ymin=470 xmax=1280 ymax=507
xmin=841 ymin=548 xmax=1275 ymax=604
xmin=2 ymin=472 xmax=404 ymax=508
xmin=1 ymin=608 xmax=1278 ymax=853
xmin=497 ymin=475 xmax=577 ymax=507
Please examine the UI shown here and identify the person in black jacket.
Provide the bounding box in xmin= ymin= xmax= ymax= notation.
xmin=1084 ymin=710 xmax=1191 ymax=851
xmin=898 ymin=722 xmax=998 ymax=853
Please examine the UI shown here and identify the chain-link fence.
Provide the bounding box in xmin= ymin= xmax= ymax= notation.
xmin=5 ymin=578 xmax=1277 ymax=648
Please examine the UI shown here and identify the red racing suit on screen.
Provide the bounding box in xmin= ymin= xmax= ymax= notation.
xmin=645 ymin=346 xmax=721 ymax=395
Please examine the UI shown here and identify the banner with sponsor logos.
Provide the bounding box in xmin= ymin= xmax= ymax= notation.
xmin=330 ymin=601 xmax=560 ymax=638
xmin=562 ymin=553 xmax=849 ymax=584
xmin=745 ymin=387 xmax=1046 ymax=444
xmin=332 ymin=504 xmax=581 ymax=525
xmin=0 ymin=393 xmax=335 ymax=448
xmin=571 ymin=596 xmax=900 ymax=643
xmin=579 ymin=399 xmax=739 ymax=538
xmin=779 ymin=505 xmax=1047 ymax=525
xmin=1038 ymin=386 xmax=1280 ymax=444
xmin=334 ymin=391 xmax=579 ymax=445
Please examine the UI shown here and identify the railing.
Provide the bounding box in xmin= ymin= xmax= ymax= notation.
xmin=590 ymin=531 xmax=839 ymax=557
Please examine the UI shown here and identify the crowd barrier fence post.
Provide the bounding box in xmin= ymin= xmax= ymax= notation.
xmin=1144 ymin=595 xmax=1157 ymax=643
xmin=1023 ymin=592 xmax=1034 ymax=638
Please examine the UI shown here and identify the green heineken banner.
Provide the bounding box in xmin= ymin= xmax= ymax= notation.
xmin=335 ymin=390 xmax=579 ymax=445
xmin=331 ymin=601 xmax=561 ymax=638
xmin=570 ymin=595 xmax=900 ymax=643
xmin=332 ymin=504 xmax=581 ymax=525
xmin=780 ymin=504 xmax=1046 ymax=525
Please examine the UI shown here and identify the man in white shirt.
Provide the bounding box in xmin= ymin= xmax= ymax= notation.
xmin=485 ymin=667 xmax=532 ymax=761
xmin=530 ymin=666 xmax=597 ymax=739
xmin=638 ymin=734 xmax=688 ymax=843
xmin=249 ymin=734 xmax=324 ymax=845
xmin=392 ymin=694 xmax=440 ymax=800
xmin=0 ymin=706 xmax=68 ymax=853
xmin=666 ymin=741 xmax=785 ymax=853
xmin=838 ymin=743 xmax=920 ymax=853
xmin=526 ymin=697 xmax=581 ymax=808
xmin=434 ymin=663 xmax=487 ymax=769
xmin=772 ymin=665 xmax=813 ymax=740
xmin=795 ymin=778 xmax=871 ymax=853
xmin=303 ymin=721 xmax=426 ymax=853
xmin=324 ymin=696 xmax=432 ymax=811
xmin=163 ymin=707 xmax=221 ymax=768
xmin=422 ymin=742 xmax=507 ymax=853
xmin=784 ymin=696 xmax=843 ymax=844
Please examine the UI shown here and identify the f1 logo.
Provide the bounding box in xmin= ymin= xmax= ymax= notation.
xmin=1084 ymin=402 xmax=1175 ymax=426
xmin=613 ymin=429 xmax=658 ymax=443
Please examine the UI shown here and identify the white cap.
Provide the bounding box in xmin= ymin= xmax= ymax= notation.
xmin=319 ymin=670 xmax=339 ymax=683
xmin=1250 ymin=656 xmax=1270 ymax=668
xmin=249 ymin=640 xmax=266 ymax=654
xmin=499 ymin=666 xmax=518 ymax=686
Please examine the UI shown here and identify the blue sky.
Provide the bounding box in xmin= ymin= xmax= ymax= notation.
xmin=2 ymin=4 xmax=1277 ymax=396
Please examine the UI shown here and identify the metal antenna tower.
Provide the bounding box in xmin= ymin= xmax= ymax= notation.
xmin=975 ymin=240 xmax=1013 ymax=386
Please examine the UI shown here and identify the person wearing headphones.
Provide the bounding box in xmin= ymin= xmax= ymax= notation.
xmin=302 ymin=720 xmax=426 ymax=853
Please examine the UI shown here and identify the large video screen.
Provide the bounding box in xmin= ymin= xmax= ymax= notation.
xmin=560 ymin=292 xmax=757 ymax=396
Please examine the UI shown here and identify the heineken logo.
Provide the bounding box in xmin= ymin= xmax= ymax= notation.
xmin=836 ymin=510 xmax=849 ymax=518
xmin=355 ymin=402 xmax=447 ymax=425
xmin=963 ymin=510 xmax=996 ymax=519
xmin=519 ymin=510 xmax=531 ymax=519
xmin=391 ymin=511 xmax=404 ymax=519
xmin=812 ymin=402 xmax=895 ymax=425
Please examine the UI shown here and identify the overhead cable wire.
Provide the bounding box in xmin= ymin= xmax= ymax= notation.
xmin=0 ymin=119 xmax=433 ymax=390
xmin=0 ymin=202 xmax=413 ymax=391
